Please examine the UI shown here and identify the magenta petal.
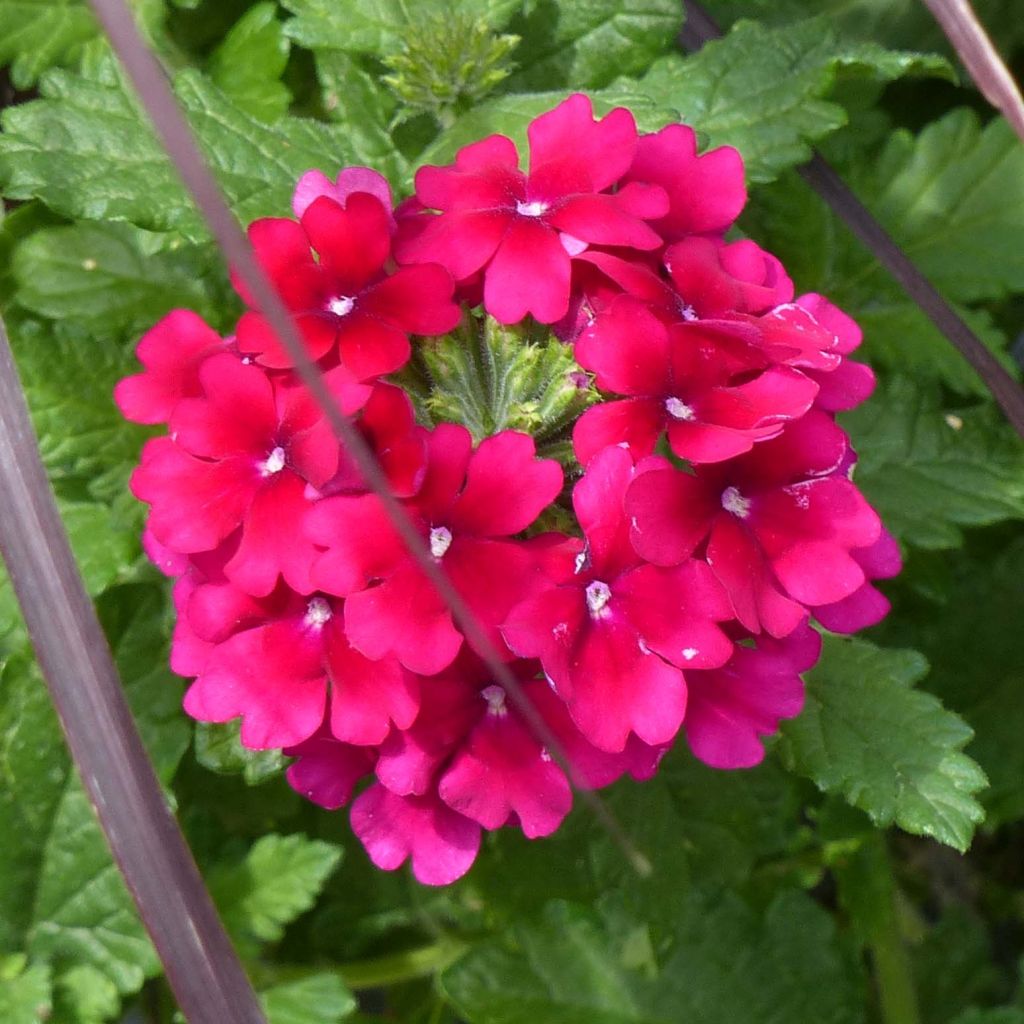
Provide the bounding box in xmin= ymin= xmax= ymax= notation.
xmin=813 ymin=583 xmax=891 ymax=633
xmin=350 ymin=785 xmax=481 ymax=885
xmin=285 ymin=732 xmax=375 ymax=809
xmin=326 ymin=620 xmax=420 ymax=745
xmin=344 ymin=562 xmax=463 ymax=675
xmin=625 ymin=467 xmax=717 ymax=566
xmin=573 ymin=398 xmax=665 ymax=466
xmin=484 ymin=218 xmax=571 ymax=324
xmin=574 ymin=297 xmax=671 ymax=395
xmin=451 ymin=432 xmax=563 ymax=537
xmin=438 ymin=709 xmax=572 ymax=837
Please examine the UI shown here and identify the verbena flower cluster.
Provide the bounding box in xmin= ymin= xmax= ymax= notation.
xmin=117 ymin=94 xmax=899 ymax=885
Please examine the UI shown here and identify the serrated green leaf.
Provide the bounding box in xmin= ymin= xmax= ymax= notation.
xmin=780 ymin=635 xmax=987 ymax=852
xmin=0 ymin=584 xmax=185 ymax=1006
xmin=261 ymin=974 xmax=356 ymax=1024
xmin=210 ymin=834 xmax=342 ymax=952
xmin=635 ymin=17 xmax=949 ymax=183
xmin=443 ymin=889 xmax=864 ymax=1024
xmin=853 ymin=109 xmax=1024 ymax=304
xmin=0 ymin=1 xmax=97 ymax=89
xmin=0 ymin=958 xmax=51 ymax=1024
xmin=194 ymin=720 xmax=288 ymax=786
xmin=12 ymin=222 xmax=224 ymax=333
xmin=0 ymin=54 xmax=376 ymax=243
xmin=842 ymin=377 xmax=1024 ymax=550
xmin=282 ymin=0 xmax=519 ymax=60
xmin=504 ymin=0 xmax=682 ymax=91
xmin=208 ymin=3 xmax=292 ymax=123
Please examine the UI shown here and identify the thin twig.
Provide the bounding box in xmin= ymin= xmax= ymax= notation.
xmin=85 ymin=0 xmax=650 ymax=874
xmin=0 ymin=316 xmax=268 ymax=1024
xmin=922 ymin=0 xmax=1024 ymax=144
xmin=682 ymin=1 xmax=1024 ymax=440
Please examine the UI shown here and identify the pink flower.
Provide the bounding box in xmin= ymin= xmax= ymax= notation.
xmin=350 ymin=784 xmax=481 ymax=886
xmin=395 ymin=93 xmax=668 ymax=324
xmin=502 ymin=446 xmax=734 ymax=752
xmin=131 ymin=353 xmax=338 ymax=595
xmin=285 ymin=728 xmax=376 ymax=810
xmin=811 ymin=529 xmax=901 ymax=633
xmin=236 ymin=193 xmax=460 ymax=372
xmin=623 ymin=124 xmax=747 ymax=239
xmin=115 ymin=310 xmax=226 ymax=424
xmin=307 ymin=427 xmax=563 ymax=675
xmin=625 ymin=412 xmax=882 ymax=637
xmin=292 ymin=166 xmax=395 ymax=225
xmin=182 ymin=584 xmax=419 ymax=749
xmin=795 ymin=293 xmax=876 ymax=411
xmin=664 ymin=237 xmax=792 ymax=319
xmin=683 ymin=621 xmax=820 ymax=769
xmin=572 ymin=295 xmax=819 ymax=465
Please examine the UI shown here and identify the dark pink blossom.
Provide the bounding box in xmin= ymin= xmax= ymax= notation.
xmin=623 ymin=124 xmax=747 ymax=239
xmin=307 ymin=427 xmax=563 ymax=674
xmin=683 ymin=621 xmax=820 ymax=769
xmin=626 ymin=412 xmax=882 ymax=637
xmin=182 ymin=585 xmax=419 ymax=748
xmin=396 ymin=93 xmax=668 ymax=325
xmin=285 ymin=729 xmax=376 ymax=810
xmin=115 ymin=310 xmax=226 ymax=424
xmin=502 ymin=446 xmax=734 ymax=752
xmin=795 ymin=293 xmax=876 ymax=411
xmin=350 ymin=784 xmax=481 ymax=886
xmin=573 ymin=295 xmax=819 ymax=465
xmin=292 ymin=166 xmax=395 ymax=224
xmin=131 ymin=353 xmax=339 ymax=595
xmin=811 ymin=529 xmax=901 ymax=632
xmin=236 ymin=193 xmax=460 ymax=372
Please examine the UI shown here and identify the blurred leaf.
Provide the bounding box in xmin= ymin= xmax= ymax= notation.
xmin=208 ymin=3 xmax=292 ymax=123
xmin=195 ymin=721 xmax=289 ymax=786
xmin=780 ymin=635 xmax=987 ymax=852
xmin=13 ymin=222 xmax=225 ymax=333
xmin=635 ymin=17 xmax=949 ymax=183
xmin=843 ymin=377 xmax=1024 ymax=550
xmin=0 ymin=0 xmax=97 ymax=89
xmin=261 ymin=974 xmax=356 ymax=1024
xmin=443 ymin=889 xmax=864 ymax=1023
xmin=209 ymin=834 xmax=342 ymax=953
xmin=0 ymin=957 xmax=51 ymax=1024
xmin=951 ymin=1012 xmax=1024 ymax=1024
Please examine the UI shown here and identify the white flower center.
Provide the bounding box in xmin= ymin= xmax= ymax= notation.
xmin=516 ymin=200 xmax=548 ymax=218
xmin=326 ymin=295 xmax=355 ymax=318
xmin=481 ymin=684 xmax=507 ymax=717
xmin=679 ymin=302 xmax=698 ymax=322
xmin=682 ymin=647 xmax=698 ymax=661
xmin=304 ymin=597 xmax=332 ymax=627
xmin=430 ymin=526 xmax=453 ymax=559
xmin=665 ymin=396 xmax=695 ymax=421
xmin=585 ymin=580 xmax=612 ymax=619
xmin=721 ymin=486 xmax=751 ymax=519
xmin=260 ymin=446 xmax=286 ymax=476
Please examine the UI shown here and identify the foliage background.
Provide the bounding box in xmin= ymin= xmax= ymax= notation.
xmin=1 ymin=0 xmax=1023 ymax=1021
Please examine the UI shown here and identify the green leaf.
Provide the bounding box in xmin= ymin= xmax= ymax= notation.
xmin=0 ymin=52 xmax=375 ymax=243
xmin=194 ymin=720 xmax=289 ymax=786
xmin=0 ymin=0 xmax=97 ymax=89
xmin=208 ymin=3 xmax=292 ymax=123
xmin=780 ymin=635 xmax=987 ymax=852
xmin=261 ymin=974 xmax=356 ymax=1024
xmin=635 ymin=17 xmax=949 ymax=183
xmin=209 ymin=834 xmax=342 ymax=952
xmin=0 ymin=584 xmax=186 ymax=1006
xmin=53 ymin=964 xmax=120 ymax=1024
xmin=504 ymin=0 xmax=683 ymax=91
xmin=951 ymin=1013 xmax=1024 ymax=1024
xmin=443 ymin=889 xmax=864 ymax=1024
xmin=12 ymin=222 xmax=225 ymax=333
xmin=0 ymin=957 xmax=51 ymax=1024
xmin=842 ymin=377 xmax=1024 ymax=550
xmin=853 ymin=109 xmax=1024 ymax=304
xmin=282 ymin=0 xmax=520 ymax=61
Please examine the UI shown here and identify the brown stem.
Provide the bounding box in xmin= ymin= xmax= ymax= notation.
xmin=682 ymin=0 xmax=1024 ymax=439
xmin=0 ymin=315 xmax=267 ymax=1024
xmin=922 ymin=0 xmax=1024 ymax=144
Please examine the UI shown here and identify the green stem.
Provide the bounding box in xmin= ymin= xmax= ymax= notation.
xmin=254 ymin=936 xmax=470 ymax=993
xmin=871 ymin=896 xmax=921 ymax=1024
